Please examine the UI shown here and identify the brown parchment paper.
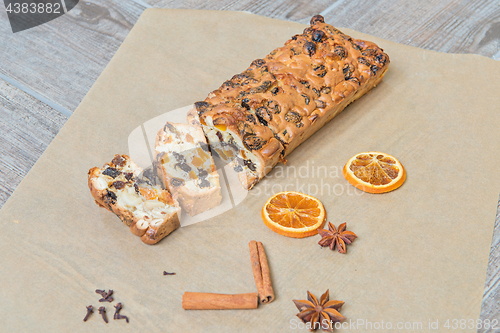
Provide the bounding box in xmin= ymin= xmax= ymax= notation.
xmin=1 ymin=9 xmax=500 ymax=332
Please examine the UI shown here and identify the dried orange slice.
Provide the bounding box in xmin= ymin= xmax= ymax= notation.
xmin=261 ymin=191 xmax=326 ymax=238
xmin=343 ymin=151 xmax=406 ymax=193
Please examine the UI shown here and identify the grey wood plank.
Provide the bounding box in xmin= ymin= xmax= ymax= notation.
xmin=141 ymin=0 xmax=334 ymax=23
xmin=479 ymin=202 xmax=500 ymax=333
xmin=0 ymin=0 xmax=146 ymax=112
xmin=319 ymin=0 xmax=500 ymax=58
xmin=0 ymin=78 xmax=67 ymax=208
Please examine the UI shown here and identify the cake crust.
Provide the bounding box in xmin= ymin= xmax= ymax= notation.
xmin=195 ymin=15 xmax=390 ymax=189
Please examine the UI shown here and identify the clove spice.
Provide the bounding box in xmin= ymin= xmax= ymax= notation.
xmin=98 ymin=306 xmax=108 ymax=323
xmin=83 ymin=305 xmax=93 ymax=322
xmin=163 ymin=271 xmax=176 ymax=275
xmin=113 ymin=302 xmax=129 ymax=323
xmin=96 ymin=289 xmax=114 ymax=302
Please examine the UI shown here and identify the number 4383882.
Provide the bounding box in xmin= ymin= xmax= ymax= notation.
xmin=5 ymin=2 xmax=62 ymax=14
xmin=443 ymin=319 xmax=499 ymax=330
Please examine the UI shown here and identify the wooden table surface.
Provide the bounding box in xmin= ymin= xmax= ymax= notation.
xmin=1 ymin=0 xmax=499 ymax=330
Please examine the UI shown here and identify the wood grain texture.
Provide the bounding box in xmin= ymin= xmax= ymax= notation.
xmin=0 ymin=79 xmax=67 ymax=208
xmin=141 ymin=0 xmax=333 ymax=22
xmin=319 ymin=0 xmax=500 ymax=59
xmin=480 ymin=201 xmax=500 ymax=333
xmin=0 ymin=0 xmax=146 ymax=112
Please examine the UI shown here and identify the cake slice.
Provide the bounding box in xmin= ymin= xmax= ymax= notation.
xmin=193 ymin=14 xmax=390 ymax=189
xmin=88 ymin=154 xmax=180 ymax=245
xmin=155 ymin=121 xmax=222 ymax=216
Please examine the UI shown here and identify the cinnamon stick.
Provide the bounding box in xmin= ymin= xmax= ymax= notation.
xmin=182 ymin=292 xmax=258 ymax=310
xmin=249 ymin=240 xmax=275 ymax=304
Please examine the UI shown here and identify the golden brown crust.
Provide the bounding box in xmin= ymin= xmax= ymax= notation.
xmin=88 ymin=167 xmax=106 ymax=207
xmin=140 ymin=213 xmax=180 ymax=245
xmin=196 ymin=15 xmax=389 ymax=189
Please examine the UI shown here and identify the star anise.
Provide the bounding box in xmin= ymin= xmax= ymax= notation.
xmin=293 ymin=290 xmax=345 ymax=332
xmin=318 ymin=222 xmax=357 ymax=253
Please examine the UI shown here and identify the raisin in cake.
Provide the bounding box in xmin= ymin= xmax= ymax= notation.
xmin=193 ymin=15 xmax=390 ymax=189
xmin=155 ymin=122 xmax=222 ymax=216
xmin=88 ymin=154 xmax=180 ymax=244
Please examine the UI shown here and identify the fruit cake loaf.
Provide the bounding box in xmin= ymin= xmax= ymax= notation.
xmin=155 ymin=122 xmax=222 ymax=216
xmin=88 ymin=154 xmax=180 ymax=245
xmin=193 ymin=14 xmax=390 ymax=189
